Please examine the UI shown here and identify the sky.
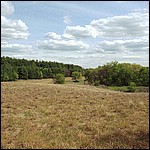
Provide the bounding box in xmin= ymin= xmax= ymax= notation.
xmin=1 ymin=1 xmax=149 ymax=68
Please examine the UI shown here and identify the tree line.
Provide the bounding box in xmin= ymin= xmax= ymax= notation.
xmin=84 ymin=61 xmax=149 ymax=87
xmin=1 ymin=56 xmax=83 ymax=81
xmin=1 ymin=57 xmax=149 ymax=87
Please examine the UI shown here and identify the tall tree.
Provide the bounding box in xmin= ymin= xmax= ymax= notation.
xmin=18 ymin=66 xmax=28 ymax=80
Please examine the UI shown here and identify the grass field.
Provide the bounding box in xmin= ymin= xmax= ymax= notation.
xmin=1 ymin=78 xmax=149 ymax=149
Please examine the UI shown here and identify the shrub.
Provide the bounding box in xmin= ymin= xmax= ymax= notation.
xmin=127 ymin=82 xmax=136 ymax=92
xmin=54 ymin=74 xmax=65 ymax=84
xmin=72 ymin=71 xmax=82 ymax=82
xmin=94 ymin=80 xmax=100 ymax=86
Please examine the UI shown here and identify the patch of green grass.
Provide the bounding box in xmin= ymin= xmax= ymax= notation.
xmin=104 ymin=86 xmax=149 ymax=93
xmin=106 ymin=86 xmax=128 ymax=92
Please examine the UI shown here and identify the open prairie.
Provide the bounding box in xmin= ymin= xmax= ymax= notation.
xmin=1 ymin=79 xmax=149 ymax=149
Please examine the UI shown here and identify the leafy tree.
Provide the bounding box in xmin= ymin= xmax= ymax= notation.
xmin=27 ymin=66 xmax=34 ymax=79
xmin=72 ymin=71 xmax=82 ymax=82
xmin=10 ymin=71 xmax=19 ymax=81
xmin=84 ymin=61 xmax=149 ymax=87
xmin=38 ymin=70 xmax=43 ymax=79
xmin=1 ymin=63 xmax=14 ymax=81
xmin=18 ymin=66 xmax=28 ymax=80
xmin=1 ymin=64 xmax=10 ymax=81
xmin=43 ymin=67 xmax=53 ymax=78
xmin=1 ymin=56 xmax=83 ymax=81
xmin=1 ymin=72 xmax=9 ymax=81
xmin=43 ymin=68 xmax=49 ymax=78
xmin=48 ymin=67 xmax=53 ymax=78
xmin=54 ymin=74 xmax=65 ymax=84
xmin=138 ymin=67 xmax=149 ymax=86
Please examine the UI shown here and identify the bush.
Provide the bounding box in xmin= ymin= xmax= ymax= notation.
xmin=94 ymin=80 xmax=100 ymax=86
xmin=72 ymin=71 xmax=82 ymax=82
xmin=127 ymin=82 xmax=136 ymax=92
xmin=54 ymin=74 xmax=65 ymax=84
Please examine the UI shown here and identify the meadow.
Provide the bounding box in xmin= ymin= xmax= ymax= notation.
xmin=1 ymin=78 xmax=149 ymax=149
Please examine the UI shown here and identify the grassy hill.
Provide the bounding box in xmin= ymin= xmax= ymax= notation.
xmin=1 ymin=79 xmax=149 ymax=149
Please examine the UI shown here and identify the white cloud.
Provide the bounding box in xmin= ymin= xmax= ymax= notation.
xmin=90 ymin=10 xmax=149 ymax=38
xmin=36 ymin=39 xmax=89 ymax=51
xmin=62 ymin=33 xmax=75 ymax=39
xmin=1 ymin=1 xmax=30 ymax=57
xmin=1 ymin=2 xmax=33 ymax=59
xmin=1 ymin=1 xmax=15 ymax=16
xmin=37 ymin=8 xmax=149 ymax=67
xmin=63 ymin=16 xmax=72 ymax=24
xmin=123 ymin=55 xmax=142 ymax=59
xmin=45 ymin=32 xmax=61 ymax=40
xmin=1 ymin=2 xmax=148 ymax=68
xmin=1 ymin=16 xmax=28 ymax=31
xmin=1 ymin=16 xmax=29 ymax=40
xmin=62 ymin=9 xmax=148 ymax=40
xmin=64 ymin=25 xmax=98 ymax=39
xmin=94 ymin=38 xmax=148 ymax=54
xmin=1 ymin=42 xmax=35 ymax=59
xmin=1 ymin=43 xmax=33 ymax=52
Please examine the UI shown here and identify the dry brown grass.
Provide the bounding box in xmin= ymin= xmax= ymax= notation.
xmin=1 ymin=79 xmax=149 ymax=149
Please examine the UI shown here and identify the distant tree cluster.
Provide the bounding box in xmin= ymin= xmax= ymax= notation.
xmin=1 ymin=56 xmax=83 ymax=82
xmin=1 ymin=57 xmax=149 ymax=87
xmin=84 ymin=61 xmax=149 ymax=87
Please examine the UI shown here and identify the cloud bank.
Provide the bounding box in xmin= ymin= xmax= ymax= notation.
xmin=1 ymin=1 xmax=149 ymax=68
xmin=1 ymin=1 xmax=31 ymax=55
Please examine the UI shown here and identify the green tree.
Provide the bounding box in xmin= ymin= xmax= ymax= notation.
xmin=72 ymin=71 xmax=82 ymax=82
xmin=1 ymin=63 xmax=15 ymax=81
xmin=1 ymin=64 xmax=10 ymax=81
xmin=1 ymin=56 xmax=84 ymax=81
xmin=43 ymin=68 xmax=49 ymax=78
xmin=38 ymin=70 xmax=43 ymax=79
xmin=84 ymin=61 xmax=149 ymax=87
xmin=54 ymin=73 xmax=65 ymax=84
xmin=10 ymin=71 xmax=18 ymax=81
xmin=138 ymin=67 xmax=149 ymax=86
xmin=18 ymin=66 xmax=28 ymax=80
xmin=27 ymin=66 xmax=34 ymax=79
xmin=1 ymin=72 xmax=9 ymax=81
xmin=42 ymin=68 xmax=53 ymax=78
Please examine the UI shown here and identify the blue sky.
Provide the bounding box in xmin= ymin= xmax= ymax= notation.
xmin=1 ymin=1 xmax=149 ymax=68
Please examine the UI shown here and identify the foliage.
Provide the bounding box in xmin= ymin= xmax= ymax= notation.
xmin=1 ymin=57 xmax=149 ymax=87
xmin=127 ymin=82 xmax=136 ymax=92
xmin=72 ymin=71 xmax=82 ymax=82
xmin=1 ymin=63 xmax=19 ymax=81
xmin=18 ymin=66 xmax=28 ymax=80
xmin=94 ymin=80 xmax=100 ymax=86
xmin=54 ymin=74 xmax=65 ymax=84
xmin=11 ymin=71 xmax=19 ymax=81
xmin=85 ymin=61 xmax=149 ymax=87
xmin=1 ymin=56 xmax=83 ymax=82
